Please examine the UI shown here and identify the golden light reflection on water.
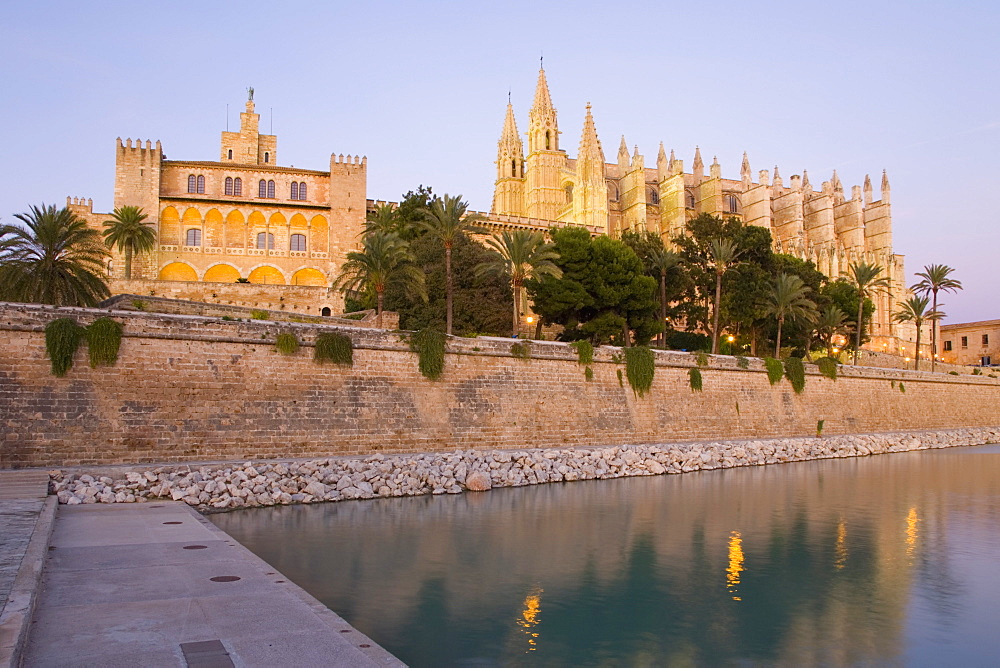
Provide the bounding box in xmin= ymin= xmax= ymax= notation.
xmin=727 ymin=531 xmax=744 ymax=601
xmin=835 ymin=518 xmax=848 ymax=570
xmin=905 ymin=507 xmax=920 ymax=561
xmin=517 ymin=588 xmax=543 ymax=651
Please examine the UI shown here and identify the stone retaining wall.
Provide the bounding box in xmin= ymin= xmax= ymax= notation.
xmin=3 ymin=302 xmax=1000 ymax=469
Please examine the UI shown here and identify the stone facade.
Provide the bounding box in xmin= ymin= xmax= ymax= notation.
xmin=67 ymin=95 xmax=367 ymax=314
xmin=3 ymin=302 xmax=999 ymax=469
xmin=940 ymin=319 xmax=1000 ymax=366
xmin=489 ymin=69 xmax=908 ymax=349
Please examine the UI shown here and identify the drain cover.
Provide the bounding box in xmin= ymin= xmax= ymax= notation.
xmin=179 ymin=639 xmax=234 ymax=667
xmin=209 ymin=576 xmax=241 ymax=582
xmin=183 ymin=545 xmax=208 ymax=550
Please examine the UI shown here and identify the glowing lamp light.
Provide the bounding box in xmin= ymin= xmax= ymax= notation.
xmin=525 ymin=316 xmax=534 ymax=324
xmin=832 ymin=348 xmax=840 ymax=354
xmin=727 ymin=335 xmax=735 ymax=343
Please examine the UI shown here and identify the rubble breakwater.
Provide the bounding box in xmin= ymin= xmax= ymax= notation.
xmin=48 ymin=427 xmax=1000 ymax=512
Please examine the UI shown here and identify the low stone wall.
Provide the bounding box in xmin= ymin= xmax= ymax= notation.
xmin=49 ymin=427 xmax=1000 ymax=511
xmin=4 ymin=302 xmax=1000 ymax=469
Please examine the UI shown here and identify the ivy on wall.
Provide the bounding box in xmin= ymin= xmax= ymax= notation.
xmin=688 ymin=367 xmax=703 ymax=392
xmin=624 ymin=346 xmax=655 ymax=397
xmin=411 ymin=329 xmax=446 ymax=380
xmin=45 ymin=318 xmax=86 ymax=377
xmin=86 ymin=317 xmax=123 ymax=368
xmin=764 ymin=358 xmax=784 ymax=385
xmin=275 ymin=332 xmax=300 ymax=355
xmin=314 ymin=332 xmax=353 ymax=366
xmin=784 ymin=357 xmax=806 ymax=394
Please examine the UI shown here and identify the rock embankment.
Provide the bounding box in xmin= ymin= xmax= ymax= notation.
xmin=49 ymin=428 xmax=1000 ymax=511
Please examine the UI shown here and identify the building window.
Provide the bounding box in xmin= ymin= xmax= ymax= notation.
xmin=256 ymin=232 xmax=275 ymax=249
xmin=233 ymin=177 xmax=242 ymax=196
xmin=298 ymin=182 xmax=306 ymax=200
xmin=290 ymin=234 xmax=306 ymax=252
xmin=259 ymin=180 xmax=267 ymax=198
xmin=321 ymin=307 xmax=331 ymax=317
xmin=961 ymin=336 xmax=968 ymax=348
xmin=290 ymin=182 xmax=298 ymax=200
xmin=648 ymin=187 xmax=659 ymax=205
xmin=196 ymin=175 xmax=205 ymax=194
xmin=267 ymin=180 xmax=275 ymax=198
xmin=984 ymin=334 xmax=990 ymax=346
xmin=725 ymin=194 xmax=738 ymax=213
xmin=264 ymin=152 xmax=269 ymax=163
xmin=225 ymin=177 xmax=234 ymax=196
xmin=185 ymin=229 xmax=202 ymax=246
xmin=944 ymin=340 xmax=953 ymax=351
xmin=686 ymin=191 xmax=696 ymax=209
xmin=564 ymin=184 xmax=573 ymax=204
xmin=187 ymin=174 xmax=197 ymax=193
xmin=227 ymin=149 xmax=233 ymax=159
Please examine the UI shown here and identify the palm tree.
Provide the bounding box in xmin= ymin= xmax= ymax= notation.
xmin=648 ymin=246 xmax=680 ymax=349
xmin=102 ymin=205 xmax=155 ymax=280
xmin=844 ymin=262 xmax=891 ymax=365
xmin=814 ymin=305 xmax=852 ymax=358
xmin=893 ymin=295 xmax=943 ymax=370
xmin=475 ymin=230 xmax=562 ymax=336
xmin=707 ymin=238 xmax=742 ymax=354
xmin=911 ymin=264 xmax=962 ymax=371
xmin=0 ymin=204 xmax=109 ymax=306
xmin=764 ymin=273 xmax=819 ymax=357
xmin=418 ymin=194 xmax=485 ymax=335
xmin=364 ymin=202 xmax=401 ymax=237
xmin=332 ymin=232 xmax=426 ymax=328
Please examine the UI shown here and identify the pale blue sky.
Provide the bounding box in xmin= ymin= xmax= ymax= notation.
xmin=2 ymin=1 xmax=997 ymax=323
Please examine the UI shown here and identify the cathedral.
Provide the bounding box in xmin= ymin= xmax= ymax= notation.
xmin=489 ymin=68 xmax=908 ymax=349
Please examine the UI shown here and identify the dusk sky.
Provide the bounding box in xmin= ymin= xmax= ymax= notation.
xmin=2 ymin=1 xmax=997 ymax=324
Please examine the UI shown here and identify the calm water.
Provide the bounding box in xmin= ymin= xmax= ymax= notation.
xmin=211 ymin=445 xmax=1000 ymax=667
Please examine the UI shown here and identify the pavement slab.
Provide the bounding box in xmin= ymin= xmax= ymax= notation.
xmin=22 ymin=502 xmax=403 ymax=667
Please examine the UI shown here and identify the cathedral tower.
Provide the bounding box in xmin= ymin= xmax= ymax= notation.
xmin=572 ymin=104 xmax=608 ymax=233
xmin=220 ymin=90 xmax=277 ymax=165
xmin=492 ymin=103 xmax=526 ymax=215
xmin=525 ymin=68 xmax=566 ymax=220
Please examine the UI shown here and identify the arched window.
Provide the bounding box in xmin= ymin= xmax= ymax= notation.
xmin=264 ymin=152 xmax=269 ymax=163
xmin=725 ymin=194 xmax=739 ymax=213
xmin=511 ymin=159 xmax=517 ymax=177
xmin=290 ymin=234 xmax=306 ymax=252
xmin=564 ymin=184 xmax=574 ymax=204
xmin=686 ymin=191 xmax=696 ymax=209
xmin=256 ymin=232 xmax=275 ymax=249
xmin=545 ymin=131 xmax=551 ymax=150
xmin=225 ymin=177 xmax=234 ymax=196
xmin=267 ymin=180 xmax=275 ymax=198
xmin=290 ymin=182 xmax=298 ymax=200
xmin=185 ymin=229 xmax=202 ymax=246
xmin=233 ymin=178 xmax=242 ymax=196
xmin=298 ymin=182 xmax=306 ymax=200
xmin=227 ymin=149 xmax=233 ymax=160
xmin=196 ymin=175 xmax=205 ymax=194
xmin=321 ymin=307 xmax=331 ymax=317
xmin=187 ymin=175 xmax=197 ymax=193
xmin=648 ymin=187 xmax=659 ymax=205
xmin=258 ymin=180 xmax=267 ymax=198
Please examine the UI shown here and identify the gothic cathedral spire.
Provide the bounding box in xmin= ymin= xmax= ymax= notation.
xmin=492 ymin=103 xmax=525 ymax=215
xmin=525 ymin=67 xmax=566 ymax=220
xmin=574 ymin=103 xmax=608 ymax=231
xmin=528 ymin=68 xmax=558 ymax=153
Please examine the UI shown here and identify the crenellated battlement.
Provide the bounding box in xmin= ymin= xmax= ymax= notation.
xmin=330 ymin=154 xmax=366 ymax=166
xmin=65 ymin=196 xmax=94 ymax=212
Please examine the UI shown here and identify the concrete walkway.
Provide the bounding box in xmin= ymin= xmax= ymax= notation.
xmin=21 ymin=502 xmax=403 ymax=667
xmin=0 ymin=471 xmax=57 ymax=668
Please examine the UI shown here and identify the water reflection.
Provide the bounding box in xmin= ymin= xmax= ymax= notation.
xmin=212 ymin=446 xmax=1000 ymax=667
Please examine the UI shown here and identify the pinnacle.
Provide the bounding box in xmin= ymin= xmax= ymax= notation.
xmin=531 ymin=68 xmax=554 ymax=113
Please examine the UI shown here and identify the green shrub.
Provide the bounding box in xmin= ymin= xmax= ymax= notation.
xmin=616 ymin=368 xmax=624 ymax=387
xmin=585 ymin=366 xmax=594 ymax=382
xmin=764 ymin=357 xmax=784 ymax=385
xmin=571 ymin=340 xmax=594 ymax=365
xmin=625 ymin=346 xmax=655 ymax=397
xmin=313 ymin=332 xmax=353 ymax=366
xmin=816 ymin=419 xmax=825 ymax=437
xmin=688 ymin=367 xmax=703 ymax=392
xmin=131 ymin=299 xmax=147 ymax=311
xmin=973 ymin=367 xmax=982 ymax=375
xmin=250 ymin=309 xmax=268 ymax=320
xmin=735 ymin=356 xmax=750 ymax=370
xmin=948 ymin=371 xmax=959 ymax=376
xmin=783 ymin=357 xmax=806 ymax=394
xmin=45 ymin=318 xmax=86 ymax=377
xmin=899 ymin=382 xmax=906 ymax=393
xmin=221 ymin=315 xmax=235 ymax=321
xmin=411 ymin=328 xmax=446 ymax=380
xmin=344 ymin=312 xmax=366 ymax=321
xmin=610 ymin=351 xmax=625 ymax=365
xmin=275 ymin=332 xmax=300 ymax=355
xmin=694 ymin=351 xmax=709 ymax=367
xmin=816 ymin=356 xmax=838 ymax=381
xmin=510 ymin=342 xmax=531 ymax=360
xmin=86 ymin=317 xmax=123 ymax=368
